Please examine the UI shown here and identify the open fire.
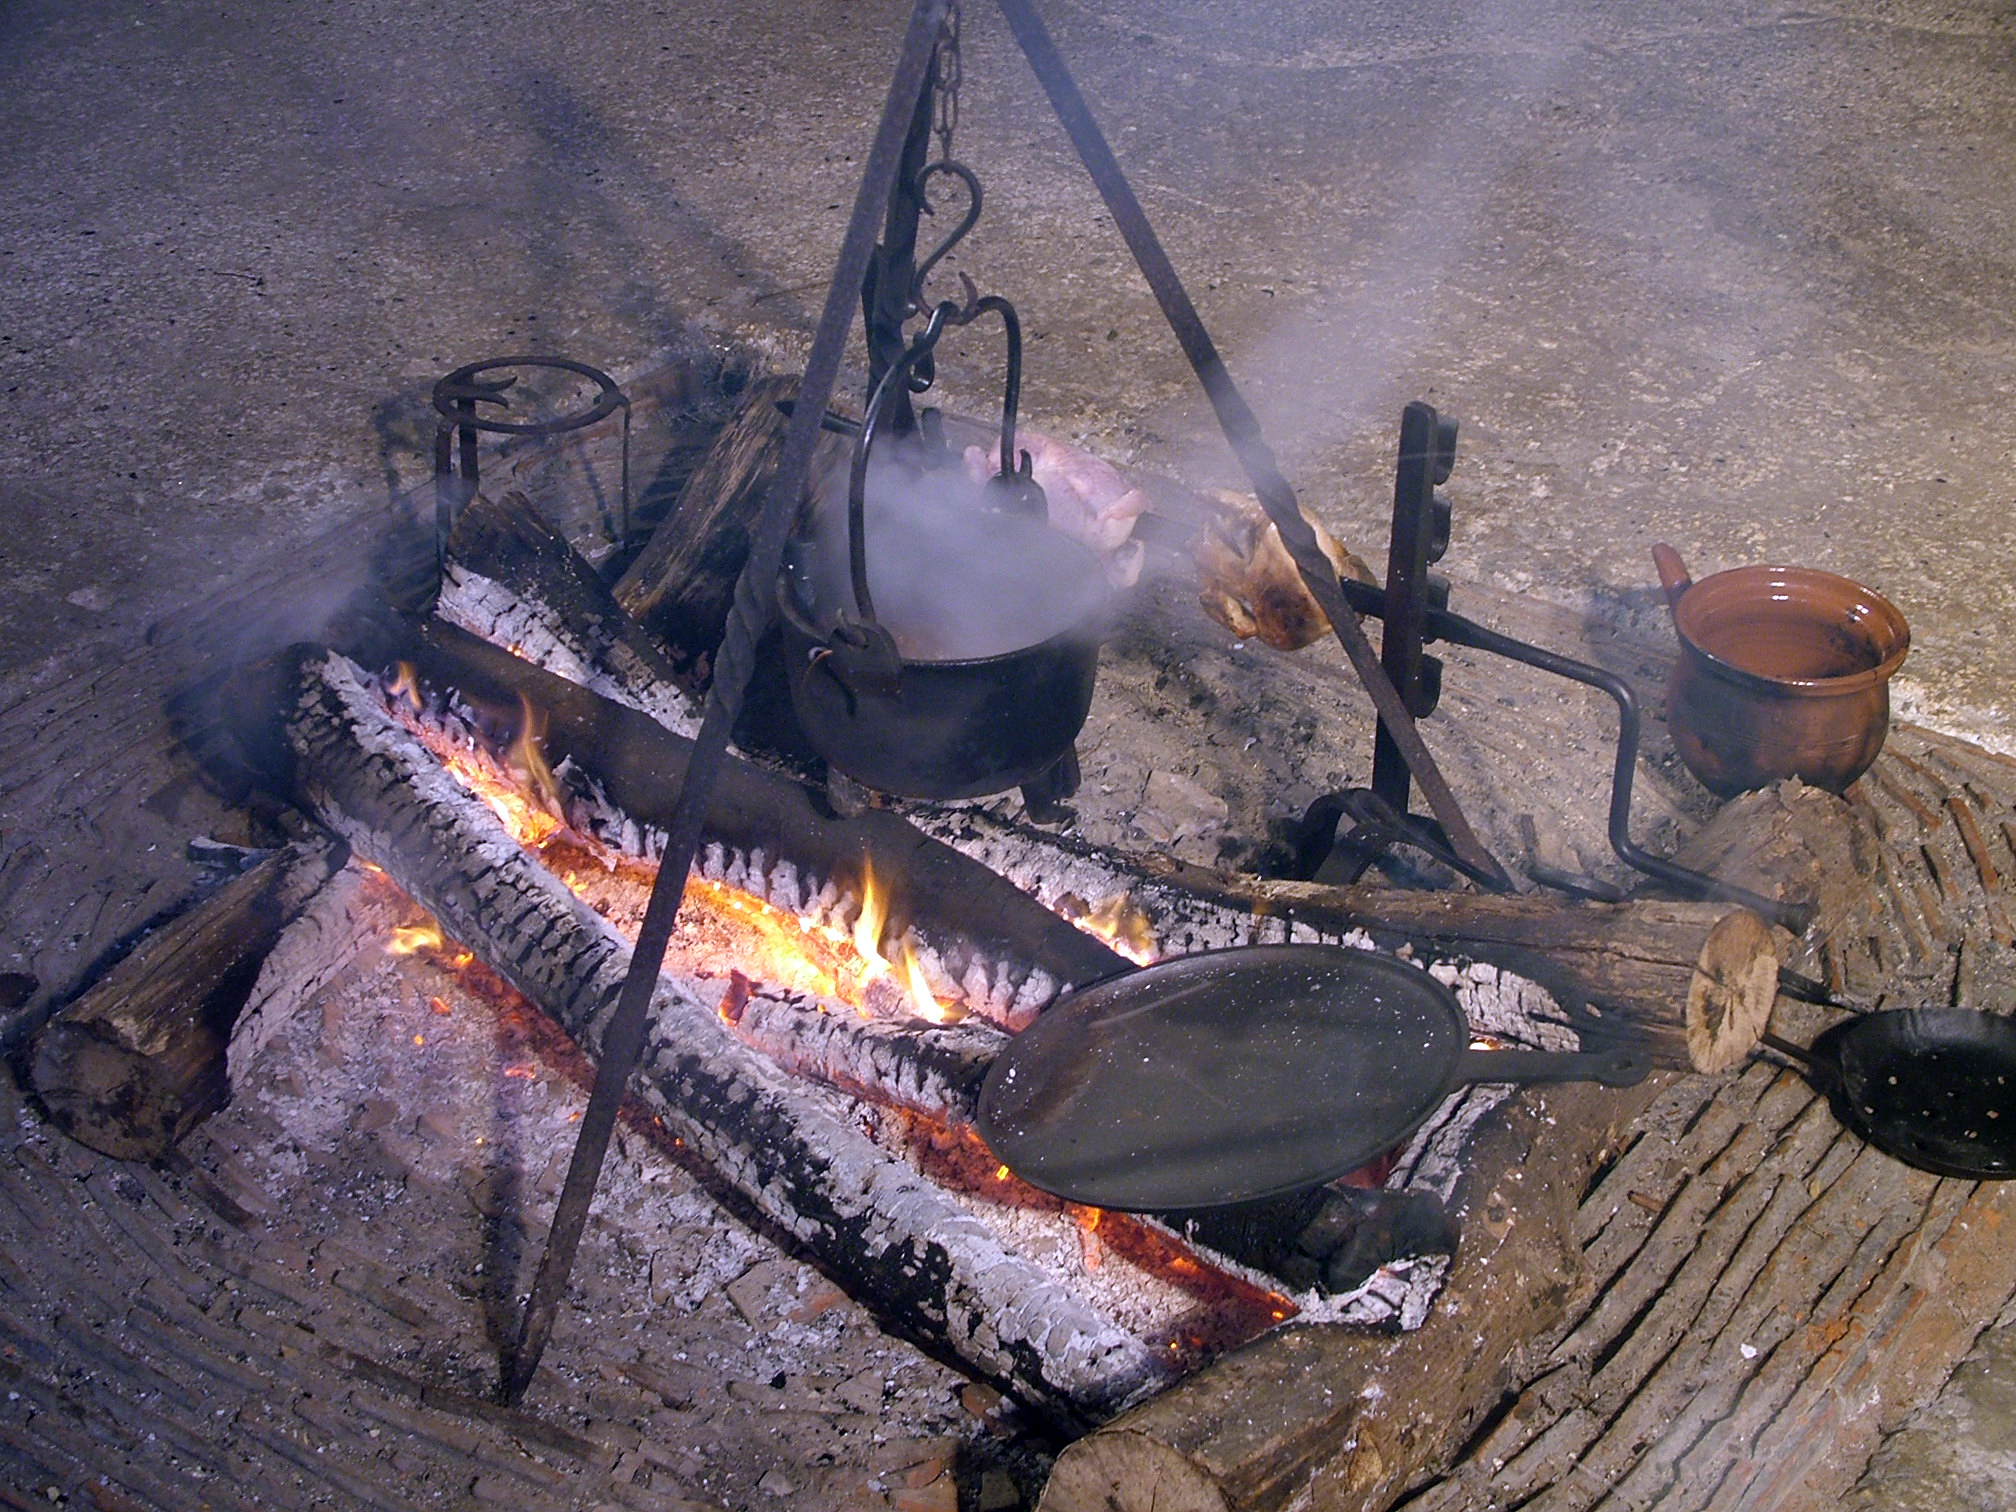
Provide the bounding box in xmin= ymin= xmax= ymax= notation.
xmin=385 ymin=658 xmax=1142 ymax=1026
xmin=343 ymin=655 xmax=1372 ymax=1398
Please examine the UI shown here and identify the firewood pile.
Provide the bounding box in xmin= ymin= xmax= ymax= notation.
xmin=4 ymin=357 xmax=2016 ymax=1511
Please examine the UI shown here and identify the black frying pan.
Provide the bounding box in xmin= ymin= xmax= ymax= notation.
xmin=1765 ymin=1009 xmax=2016 ymax=1179
xmin=974 ymin=944 xmax=1649 ymax=1210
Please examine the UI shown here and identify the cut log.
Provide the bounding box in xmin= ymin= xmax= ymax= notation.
xmin=939 ymin=823 xmax=1781 ymax=1072
xmin=30 ymin=837 xmax=344 ymax=1160
xmin=611 ymin=374 xmax=849 ymax=672
xmin=441 ymin=488 xmax=697 ymax=732
xmin=278 ymin=646 xmax=1167 ymax=1421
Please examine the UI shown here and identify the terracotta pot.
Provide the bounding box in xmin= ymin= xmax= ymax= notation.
xmin=1653 ymin=543 xmax=1910 ymax=797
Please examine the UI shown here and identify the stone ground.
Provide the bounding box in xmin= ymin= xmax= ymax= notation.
xmin=4 ymin=0 xmax=2016 ymax=1506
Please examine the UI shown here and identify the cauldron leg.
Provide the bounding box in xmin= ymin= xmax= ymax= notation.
xmin=1020 ymin=746 xmax=1080 ymax=825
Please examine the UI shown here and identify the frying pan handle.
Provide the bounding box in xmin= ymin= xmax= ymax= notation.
xmin=1455 ymin=1045 xmax=1651 ymax=1089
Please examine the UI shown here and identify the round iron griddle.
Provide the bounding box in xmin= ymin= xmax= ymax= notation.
xmin=1815 ymin=1009 xmax=2016 ymax=1180
xmin=975 ymin=944 xmax=1644 ymax=1211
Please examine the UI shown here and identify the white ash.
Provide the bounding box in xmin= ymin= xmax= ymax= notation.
xmin=212 ymin=921 xmax=985 ymax=1509
xmin=438 ymin=564 xmax=701 ymax=737
xmin=227 ymin=862 xmax=402 ymax=1082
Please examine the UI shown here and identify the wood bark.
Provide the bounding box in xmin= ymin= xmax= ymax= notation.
xmin=279 ymin=647 xmax=1167 ymax=1422
xmin=611 ymin=374 xmax=848 ymax=671
xmin=30 ymin=838 xmax=344 ymax=1160
xmin=442 ymin=488 xmax=693 ymax=720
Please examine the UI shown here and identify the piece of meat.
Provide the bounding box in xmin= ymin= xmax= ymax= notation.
xmin=1193 ymin=489 xmax=1378 ymax=651
xmin=963 ymin=429 xmax=1150 ymax=585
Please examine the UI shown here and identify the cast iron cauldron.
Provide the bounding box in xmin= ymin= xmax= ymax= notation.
xmin=778 ymin=520 xmax=1106 ymax=799
xmin=777 ymin=291 xmax=1110 ymax=801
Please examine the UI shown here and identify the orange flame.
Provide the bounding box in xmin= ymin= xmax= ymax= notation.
xmin=388 ymin=662 xmax=424 ymax=714
xmin=1065 ymin=892 xmax=1158 ymax=966
xmin=388 ymin=920 xmax=445 ymax=956
xmin=387 ymin=681 xmax=963 ymax=1024
xmin=847 ymin=860 xmax=961 ymax=1022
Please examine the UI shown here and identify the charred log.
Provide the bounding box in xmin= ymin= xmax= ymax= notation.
xmin=279 ymin=647 xmax=1165 ymax=1420
xmin=30 ymin=837 xmax=344 ymax=1160
xmin=611 ymin=374 xmax=849 ymax=676
xmin=439 ymin=488 xmax=697 ymax=734
xmin=718 ymin=983 xmax=1002 ymax=1126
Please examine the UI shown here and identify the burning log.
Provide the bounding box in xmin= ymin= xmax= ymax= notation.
xmin=277 ymin=646 xmax=1166 ymax=1419
xmin=30 ymin=836 xmax=344 ymax=1160
xmin=398 ymin=617 xmax=1126 ymax=1024
xmin=718 ymin=981 xmax=1000 ymax=1126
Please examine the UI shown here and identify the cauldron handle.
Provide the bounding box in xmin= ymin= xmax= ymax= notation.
xmin=846 ymin=303 xmax=958 ymax=623
xmin=1652 ymin=543 xmax=1693 ymax=615
xmin=844 ymin=286 xmax=1044 ymax=624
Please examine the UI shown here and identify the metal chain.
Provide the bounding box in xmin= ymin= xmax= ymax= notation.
xmin=931 ymin=2 xmax=962 ymax=162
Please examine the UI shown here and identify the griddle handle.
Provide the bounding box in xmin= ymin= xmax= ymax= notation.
xmin=1455 ymin=1046 xmax=1651 ymax=1089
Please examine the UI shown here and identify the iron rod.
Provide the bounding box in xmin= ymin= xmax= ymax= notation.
xmin=502 ymin=0 xmax=955 ymax=1405
xmin=994 ymin=0 xmax=1507 ymax=890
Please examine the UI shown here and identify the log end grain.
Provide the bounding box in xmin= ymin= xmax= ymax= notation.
xmin=1685 ymin=906 xmax=1781 ymax=1073
xmin=1038 ymin=1429 xmax=1232 ymax=1512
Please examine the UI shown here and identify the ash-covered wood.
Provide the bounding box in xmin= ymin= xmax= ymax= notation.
xmin=30 ymin=836 xmax=344 ymax=1160
xmin=439 ymin=488 xmax=699 ymax=736
xmin=280 ymin=647 xmax=1167 ymax=1420
xmin=719 ymin=984 xmax=1001 ymax=1127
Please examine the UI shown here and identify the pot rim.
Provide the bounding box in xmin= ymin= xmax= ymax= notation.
xmin=1674 ymin=563 xmax=1910 ymax=696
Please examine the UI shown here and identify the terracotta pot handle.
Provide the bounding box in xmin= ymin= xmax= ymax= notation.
xmin=1651 ymin=543 xmax=1693 ymax=615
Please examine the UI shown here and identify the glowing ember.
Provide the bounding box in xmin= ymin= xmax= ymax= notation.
xmin=387 ymin=921 xmax=445 ymax=956
xmin=1062 ymin=891 xmax=1158 ymax=966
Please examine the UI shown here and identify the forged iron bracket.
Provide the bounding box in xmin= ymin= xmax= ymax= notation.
xmin=1293 ymin=787 xmax=1506 ymax=892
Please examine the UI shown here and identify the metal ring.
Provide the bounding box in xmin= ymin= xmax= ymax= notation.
xmin=430 ymin=356 xmax=628 ymax=435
